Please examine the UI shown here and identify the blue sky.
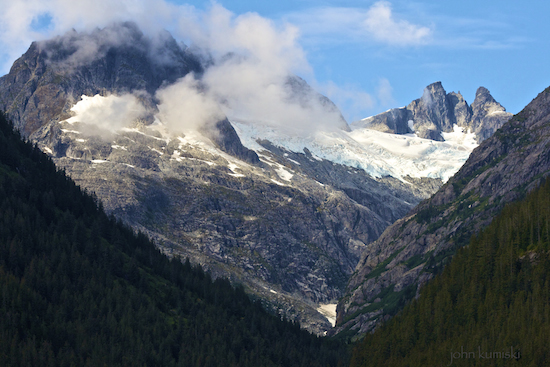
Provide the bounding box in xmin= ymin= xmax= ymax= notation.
xmin=1 ymin=0 xmax=549 ymax=122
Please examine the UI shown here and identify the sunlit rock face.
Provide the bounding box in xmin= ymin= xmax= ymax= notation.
xmin=353 ymin=81 xmax=512 ymax=143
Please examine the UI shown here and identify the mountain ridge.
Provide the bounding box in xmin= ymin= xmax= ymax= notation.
xmin=0 ymin=22 xmax=511 ymax=334
xmin=0 ymin=23 xmax=439 ymax=334
xmin=352 ymin=81 xmax=512 ymax=142
xmin=335 ymin=86 xmax=550 ymax=337
xmin=350 ymin=172 xmax=550 ymax=366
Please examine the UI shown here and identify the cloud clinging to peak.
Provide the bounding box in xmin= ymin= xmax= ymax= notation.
xmin=0 ymin=0 xmax=424 ymax=130
xmin=2 ymin=1 xmax=350 ymax=135
xmin=65 ymin=93 xmax=147 ymax=138
xmin=159 ymin=3 xmax=348 ymax=135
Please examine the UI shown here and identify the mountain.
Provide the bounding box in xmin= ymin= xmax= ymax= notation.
xmin=0 ymin=23 xmax=442 ymax=334
xmin=0 ymin=23 xmax=507 ymax=334
xmin=350 ymin=176 xmax=550 ymax=366
xmin=0 ymin=22 xmax=202 ymax=136
xmin=352 ymin=81 xmax=512 ymax=142
xmin=335 ymin=86 xmax=550 ymax=337
xmin=225 ymin=82 xmax=511 ymax=191
xmin=0 ymin=111 xmax=348 ymax=366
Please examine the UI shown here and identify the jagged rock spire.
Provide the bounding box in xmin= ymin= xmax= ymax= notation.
xmin=352 ymin=82 xmax=512 ymax=143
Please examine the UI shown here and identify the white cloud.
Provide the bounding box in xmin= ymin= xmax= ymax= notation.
xmin=363 ymin=1 xmax=432 ymax=46
xmin=155 ymin=73 xmax=225 ymax=134
xmin=284 ymin=2 xmax=432 ymax=47
xmin=66 ymin=93 xmax=147 ymax=135
xmin=179 ymin=4 xmax=308 ymax=71
xmin=157 ymin=4 xmax=347 ymax=135
xmin=0 ymin=0 xmax=370 ymax=134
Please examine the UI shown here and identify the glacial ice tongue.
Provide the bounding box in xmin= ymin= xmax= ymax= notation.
xmin=231 ymin=120 xmax=478 ymax=183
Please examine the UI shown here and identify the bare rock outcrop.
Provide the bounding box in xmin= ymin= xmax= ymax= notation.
xmin=352 ymin=81 xmax=512 ymax=143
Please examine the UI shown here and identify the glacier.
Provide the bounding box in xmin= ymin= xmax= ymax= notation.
xmin=231 ymin=120 xmax=478 ymax=183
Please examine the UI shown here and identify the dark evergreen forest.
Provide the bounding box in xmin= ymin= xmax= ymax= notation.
xmin=0 ymin=111 xmax=349 ymax=366
xmin=351 ymin=175 xmax=550 ymax=366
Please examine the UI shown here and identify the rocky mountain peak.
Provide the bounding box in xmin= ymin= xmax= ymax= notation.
xmin=41 ymin=21 xmax=144 ymax=60
xmin=472 ymin=86 xmax=496 ymax=105
xmin=471 ymin=86 xmax=506 ymax=115
xmin=410 ymin=81 xmax=454 ymax=139
xmin=0 ymin=23 xmax=263 ymax=165
xmin=43 ymin=21 xmax=203 ymax=95
xmin=469 ymin=86 xmax=509 ymax=141
xmin=0 ymin=22 xmax=203 ymax=136
xmin=447 ymin=91 xmax=472 ymax=127
xmin=422 ymin=81 xmax=446 ymax=102
xmin=352 ymin=82 xmax=511 ymax=143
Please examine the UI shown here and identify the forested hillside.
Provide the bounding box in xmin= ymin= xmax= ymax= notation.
xmin=351 ymin=178 xmax=550 ymax=366
xmin=0 ymin=111 xmax=348 ymax=366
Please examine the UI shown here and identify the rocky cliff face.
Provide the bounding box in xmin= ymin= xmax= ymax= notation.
xmin=0 ymin=23 xmax=443 ymax=334
xmin=353 ymin=82 xmax=512 ymax=142
xmin=335 ymin=86 xmax=550 ymax=337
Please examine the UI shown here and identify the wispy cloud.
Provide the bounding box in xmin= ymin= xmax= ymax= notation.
xmin=284 ymin=1 xmax=530 ymax=51
xmin=429 ymin=13 xmax=531 ymax=50
xmin=0 ymin=0 xmax=180 ymax=73
xmin=284 ymin=1 xmax=433 ymax=47
xmin=317 ymin=77 xmax=397 ymax=122
xmin=319 ymin=81 xmax=375 ymax=122
xmin=363 ymin=1 xmax=432 ymax=46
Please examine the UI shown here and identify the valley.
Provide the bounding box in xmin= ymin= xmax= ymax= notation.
xmin=0 ymin=23 xmax=512 ymax=336
xmin=3 ymin=1 xmax=550 ymax=365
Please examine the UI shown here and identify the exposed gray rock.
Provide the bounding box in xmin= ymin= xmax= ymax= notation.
xmin=335 ymin=86 xmax=550 ymax=338
xmin=469 ymin=86 xmax=512 ymax=141
xmin=33 ymin=118 xmax=438 ymax=334
xmin=352 ymin=81 xmax=512 ymax=143
xmin=202 ymin=118 xmax=260 ymax=164
xmin=362 ymin=107 xmax=410 ymax=134
xmin=448 ymin=91 xmax=472 ymax=127
xmin=416 ymin=129 xmax=443 ymax=141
